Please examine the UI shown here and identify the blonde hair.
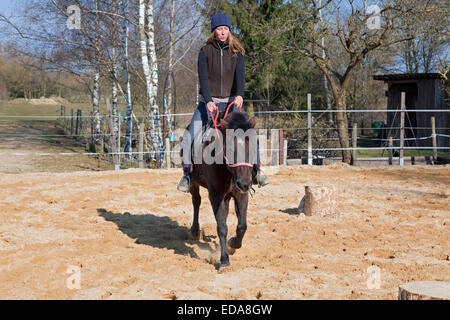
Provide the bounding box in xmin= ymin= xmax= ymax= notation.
xmin=207 ymin=31 xmax=245 ymax=56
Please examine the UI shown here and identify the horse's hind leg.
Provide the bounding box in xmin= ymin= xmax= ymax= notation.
xmin=190 ymin=184 xmax=201 ymax=240
xmin=228 ymin=193 xmax=248 ymax=253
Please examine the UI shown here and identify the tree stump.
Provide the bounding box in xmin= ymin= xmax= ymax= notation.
xmin=298 ymin=186 xmax=337 ymax=217
xmin=398 ymin=281 xmax=450 ymax=300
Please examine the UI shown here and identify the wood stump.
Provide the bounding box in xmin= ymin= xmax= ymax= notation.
xmin=398 ymin=281 xmax=450 ymax=300
xmin=298 ymin=186 xmax=337 ymax=217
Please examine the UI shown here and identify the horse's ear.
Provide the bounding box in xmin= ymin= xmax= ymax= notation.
xmin=249 ymin=117 xmax=256 ymax=128
xmin=220 ymin=118 xmax=229 ymax=129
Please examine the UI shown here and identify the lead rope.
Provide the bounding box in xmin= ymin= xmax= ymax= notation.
xmin=208 ymin=101 xmax=241 ymax=150
xmin=208 ymin=101 xmax=252 ymax=168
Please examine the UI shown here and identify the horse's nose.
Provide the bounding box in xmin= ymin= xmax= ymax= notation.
xmin=236 ymin=179 xmax=251 ymax=192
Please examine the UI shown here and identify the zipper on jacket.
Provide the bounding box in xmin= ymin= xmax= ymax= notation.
xmin=219 ymin=46 xmax=223 ymax=97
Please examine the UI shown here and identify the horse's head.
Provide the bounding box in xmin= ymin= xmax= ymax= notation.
xmin=219 ymin=113 xmax=257 ymax=194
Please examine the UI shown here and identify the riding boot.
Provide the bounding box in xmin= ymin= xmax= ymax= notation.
xmin=252 ymin=163 xmax=269 ymax=187
xmin=177 ymin=165 xmax=192 ymax=193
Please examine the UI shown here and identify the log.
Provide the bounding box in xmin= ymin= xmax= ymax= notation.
xmin=298 ymin=186 xmax=337 ymax=217
xmin=398 ymin=281 xmax=450 ymax=300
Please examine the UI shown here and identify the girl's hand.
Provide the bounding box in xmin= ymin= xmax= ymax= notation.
xmin=234 ymin=95 xmax=243 ymax=109
xmin=207 ymin=101 xmax=217 ymax=113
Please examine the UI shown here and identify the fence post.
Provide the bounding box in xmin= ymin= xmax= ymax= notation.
xmin=60 ymin=105 xmax=63 ymax=128
xmin=70 ymin=109 xmax=74 ymax=136
xmin=99 ymin=114 xmax=104 ymax=154
xmin=270 ymin=129 xmax=279 ymax=166
xmin=106 ymin=98 xmax=113 ymax=155
xmin=115 ymin=116 xmax=121 ymax=171
xmin=388 ymin=136 xmax=393 ymax=165
xmin=165 ymin=138 xmax=171 ymax=169
xmin=138 ymin=125 xmax=144 ymax=168
xmin=79 ymin=109 xmax=82 ymax=137
xmin=79 ymin=110 xmax=83 ymax=137
xmin=307 ymin=93 xmax=312 ymax=165
xmin=352 ymin=123 xmax=358 ymax=165
xmin=431 ymin=116 xmax=437 ymax=163
xmin=279 ymin=129 xmax=284 ymax=165
xmin=259 ymin=129 xmax=268 ymax=166
xmin=283 ymin=139 xmax=288 ymax=165
xmin=75 ymin=109 xmax=80 ymax=139
xmin=62 ymin=105 xmax=66 ymax=132
xmin=399 ymin=92 xmax=405 ymax=166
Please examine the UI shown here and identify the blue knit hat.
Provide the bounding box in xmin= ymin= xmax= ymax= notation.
xmin=211 ymin=13 xmax=231 ymax=32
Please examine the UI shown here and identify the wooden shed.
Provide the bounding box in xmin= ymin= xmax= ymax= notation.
xmin=373 ymin=73 xmax=449 ymax=149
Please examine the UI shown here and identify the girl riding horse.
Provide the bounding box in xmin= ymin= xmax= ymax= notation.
xmin=177 ymin=13 xmax=269 ymax=192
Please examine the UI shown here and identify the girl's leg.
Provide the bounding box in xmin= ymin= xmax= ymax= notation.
xmin=181 ymin=102 xmax=207 ymax=165
xmin=178 ymin=102 xmax=208 ymax=192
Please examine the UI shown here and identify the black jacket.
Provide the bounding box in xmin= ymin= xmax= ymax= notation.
xmin=198 ymin=40 xmax=245 ymax=103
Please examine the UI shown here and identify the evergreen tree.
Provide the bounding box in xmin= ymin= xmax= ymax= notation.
xmin=219 ymin=0 xmax=323 ymax=112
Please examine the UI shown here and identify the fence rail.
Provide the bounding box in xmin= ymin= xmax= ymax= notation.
xmin=0 ymin=92 xmax=448 ymax=169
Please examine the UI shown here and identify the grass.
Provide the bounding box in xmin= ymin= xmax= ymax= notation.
xmin=0 ymin=101 xmax=149 ymax=121
xmin=356 ymin=132 xmax=449 ymax=158
xmin=357 ymin=149 xmax=449 ymax=158
xmin=0 ymin=101 xmax=124 ymax=173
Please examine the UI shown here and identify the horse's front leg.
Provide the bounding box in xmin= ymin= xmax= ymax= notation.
xmin=210 ymin=192 xmax=231 ymax=269
xmin=190 ymin=184 xmax=201 ymax=240
xmin=228 ymin=193 xmax=248 ymax=254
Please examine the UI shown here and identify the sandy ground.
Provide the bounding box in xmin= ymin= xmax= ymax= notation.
xmin=0 ymin=164 xmax=449 ymax=300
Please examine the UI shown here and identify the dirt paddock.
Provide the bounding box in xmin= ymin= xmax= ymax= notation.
xmin=0 ymin=164 xmax=448 ymax=299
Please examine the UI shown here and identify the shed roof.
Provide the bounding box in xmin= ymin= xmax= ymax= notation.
xmin=372 ymin=73 xmax=444 ymax=81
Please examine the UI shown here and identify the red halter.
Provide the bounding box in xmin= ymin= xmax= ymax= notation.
xmin=209 ymin=101 xmax=254 ymax=168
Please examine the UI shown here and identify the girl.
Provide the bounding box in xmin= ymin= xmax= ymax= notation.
xmin=177 ymin=13 xmax=269 ymax=192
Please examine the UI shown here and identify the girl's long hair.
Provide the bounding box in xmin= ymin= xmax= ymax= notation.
xmin=207 ymin=31 xmax=245 ymax=56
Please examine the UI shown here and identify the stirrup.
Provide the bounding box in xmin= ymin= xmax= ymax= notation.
xmin=177 ymin=174 xmax=191 ymax=193
xmin=252 ymin=169 xmax=269 ymax=188
xmin=256 ymin=173 xmax=269 ymax=188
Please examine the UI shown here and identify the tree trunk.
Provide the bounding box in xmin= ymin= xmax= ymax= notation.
xmin=121 ymin=0 xmax=133 ymax=154
xmin=112 ymin=59 xmax=119 ymax=160
xmin=92 ymin=0 xmax=101 ymax=153
xmin=92 ymin=67 xmax=101 ymax=152
xmin=336 ymin=95 xmax=351 ymax=163
xmin=167 ymin=0 xmax=175 ymax=131
xmin=145 ymin=0 xmax=163 ymax=164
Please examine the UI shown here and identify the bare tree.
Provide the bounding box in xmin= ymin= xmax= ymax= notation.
xmin=399 ymin=0 xmax=449 ymax=73
xmin=286 ymin=0 xmax=444 ymax=163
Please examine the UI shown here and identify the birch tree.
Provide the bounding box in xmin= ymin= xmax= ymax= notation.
xmin=121 ymin=0 xmax=133 ymax=154
xmin=92 ymin=0 xmax=101 ymax=151
xmin=147 ymin=0 xmax=164 ymax=163
xmin=139 ymin=0 xmax=162 ymax=163
xmin=110 ymin=0 xmax=120 ymax=165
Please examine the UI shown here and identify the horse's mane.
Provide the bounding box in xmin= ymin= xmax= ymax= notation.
xmin=221 ymin=112 xmax=254 ymax=131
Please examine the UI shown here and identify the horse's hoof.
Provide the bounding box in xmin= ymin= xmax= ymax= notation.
xmin=190 ymin=231 xmax=200 ymax=241
xmin=218 ymin=263 xmax=230 ymax=273
xmin=227 ymin=239 xmax=236 ymax=255
xmin=189 ymin=226 xmax=201 ymax=241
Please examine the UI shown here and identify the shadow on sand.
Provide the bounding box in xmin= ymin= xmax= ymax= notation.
xmin=97 ymin=208 xmax=216 ymax=260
